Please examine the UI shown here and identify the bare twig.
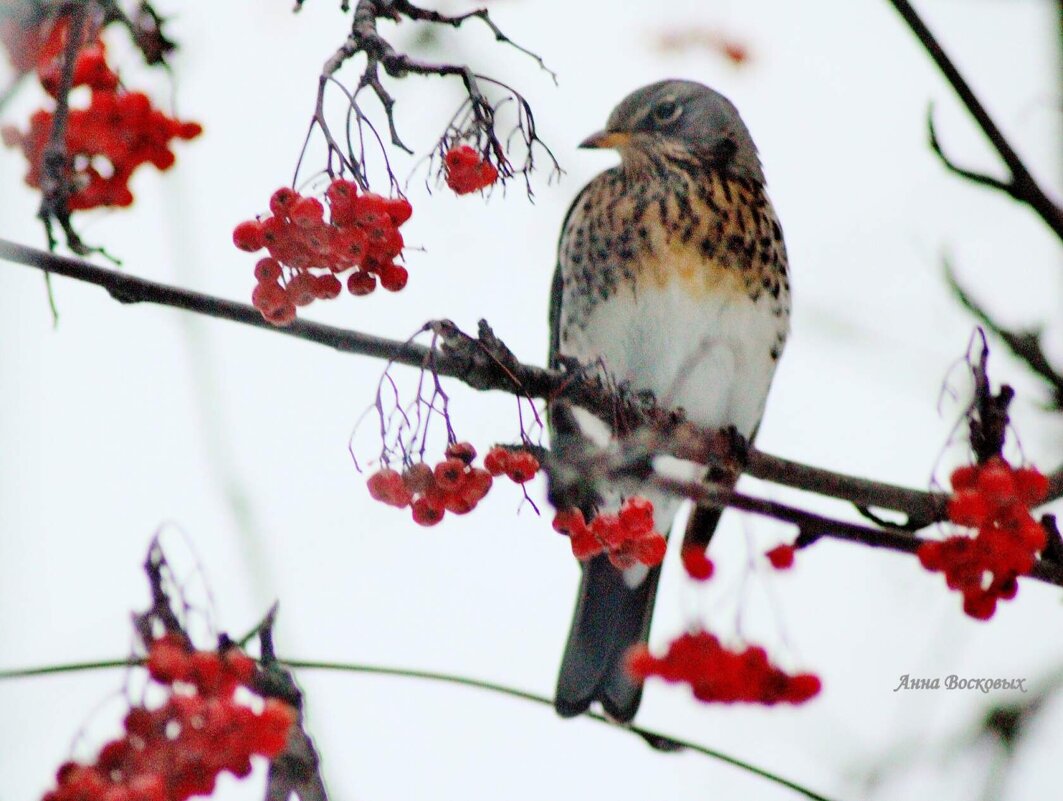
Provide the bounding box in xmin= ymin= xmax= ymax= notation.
xmin=886 ymin=0 xmax=1063 ymax=240
xmin=945 ymin=260 xmax=1063 ymax=410
xmin=308 ymin=0 xmax=559 ymax=193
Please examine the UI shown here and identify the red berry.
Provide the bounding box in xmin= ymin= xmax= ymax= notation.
xmin=253 ymin=257 xmax=282 ymax=283
xmin=286 ymin=272 xmax=317 ymax=307
xmin=290 ymin=196 xmax=325 ymax=227
xmin=962 ymin=589 xmax=997 ymax=620
xmin=269 ymin=187 xmax=300 ymax=218
xmin=552 ymin=508 xmax=587 ymax=535
xmin=950 ymin=464 xmax=979 ymax=491
xmin=367 ymin=468 xmax=411 ymax=508
xmin=635 ymin=533 xmax=667 ymax=566
xmin=1013 ymin=467 xmax=1049 ymax=506
xmin=619 ymin=496 xmax=655 ymax=535
xmin=977 ymin=459 xmax=1016 ymax=502
xmin=379 ymin=263 xmax=409 ymax=292
xmin=264 ymin=302 xmax=296 ymax=326
xmin=147 ymin=639 xmax=190 ymax=684
xmin=461 ymin=467 xmax=493 ymax=503
xmin=948 ymin=490 xmax=990 ymax=527
xmin=347 ymin=270 xmax=377 ymax=296
xmin=445 ymin=441 xmax=477 ymax=464
xmin=403 ymin=463 xmax=435 ymax=494
xmin=314 ymin=273 xmax=342 ymax=299
xmin=434 ymin=458 xmax=467 ymax=491
xmin=766 ymin=544 xmax=795 ymax=570
xmin=411 ymin=497 xmax=445 ymax=526
xmin=483 ymin=446 xmax=510 ymax=476
xmin=681 ymin=545 xmax=715 ymax=580
xmin=505 ymin=450 xmax=540 ymax=483
xmin=326 ymin=178 xmax=359 ymax=204
xmin=383 ymin=196 xmax=413 ymax=226
xmin=233 ymin=220 xmax=264 ymax=252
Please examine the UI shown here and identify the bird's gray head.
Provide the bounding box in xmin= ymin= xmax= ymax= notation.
xmin=581 ymin=79 xmax=765 ymax=184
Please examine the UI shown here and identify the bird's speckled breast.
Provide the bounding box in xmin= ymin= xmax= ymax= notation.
xmin=555 ymin=155 xmax=792 ymax=436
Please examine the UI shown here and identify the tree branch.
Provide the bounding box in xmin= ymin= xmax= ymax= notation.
xmin=2 ymin=237 xmax=1062 ymax=589
xmin=0 ymin=655 xmax=840 ymax=801
xmin=887 ymin=0 xmax=1063 ymax=240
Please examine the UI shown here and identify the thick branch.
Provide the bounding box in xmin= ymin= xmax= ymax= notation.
xmin=2 ymin=237 xmax=1061 ymax=536
xmin=886 ymin=0 xmax=1063 ymax=240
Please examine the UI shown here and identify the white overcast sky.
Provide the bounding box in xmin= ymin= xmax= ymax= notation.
xmin=1 ymin=1 xmax=1061 ymax=800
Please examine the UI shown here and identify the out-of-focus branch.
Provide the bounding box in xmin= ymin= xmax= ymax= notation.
xmin=945 ymin=260 xmax=1063 ymax=410
xmin=3 ymin=237 xmax=1063 ymax=585
xmin=887 ymin=0 xmax=1063 ymax=240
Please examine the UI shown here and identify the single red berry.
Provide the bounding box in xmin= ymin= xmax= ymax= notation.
xmin=434 ymin=458 xmax=467 ymax=491
xmin=254 ymin=257 xmax=282 ymax=283
xmin=264 ymin=302 xmax=297 ymax=326
xmin=326 ymin=178 xmax=359 ymax=204
xmin=635 ymin=532 xmax=667 ymax=566
xmin=314 ymin=273 xmax=342 ymax=299
xmin=379 ymin=263 xmax=409 ymax=292
xmin=619 ymin=496 xmax=655 ymax=535
xmin=948 ymin=490 xmax=990 ymax=527
xmin=505 ymin=450 xmax=540 ymax=483
xmin=402 ymin=463 xmax=435 ymax=495
xmin=917 ymin=540 xmax=944 ymax=571
xmin=383 ymin=196 xmax=413 ymax=226
xmin=367 ymin=468 xmax=410 ymax=508
xmin=252 ymin=281 xmax=287 ymax=313
xmin=552 ymin=508 xmax=586 ymax=535
xmin=681 ymin=545 xmax=715 ymax=580
xmin=347 ymin=270 xmax=377 ymax=296
xmin=411 ymin=497 xmax=445 ymax=526
xmin=483 ymin=446 xmax=511 ymax=476
xmin=443 ymin=491 xmax=476 ymax=515
xmin=445 ymin=441 xmax=477 ymax=464
xmin=147 ymin=639 xmax=190 ymax=684
xmin=461 ymin=467 xmax=493 ymax=503
xmin=233 ymin=220 xmax=265 ymax=252
xmin=962 ymin=589 xmax=997 ymax=620
xmin=1013 ymin=467 xmax=1049 ymax=506
xmin=291 ymin=196 xmax=325 ymax=227
xmin=977 ymin=459 xmax=1017 ymax=502
xmin=766 ymin=544 xmax=795 ymax=570
xmin=286 ymin=272 xmax=317 ymax=307
xmin=269 ymin=187 xmax=300 ymax=218
xmin=570 ymin=529 xmax=602 ymax=560
xmin=950 ymin=464 xmax=979 ymax=492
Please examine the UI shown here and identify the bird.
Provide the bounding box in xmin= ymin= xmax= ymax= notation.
xmin=549 ymin=79 xmax=791 ymax=722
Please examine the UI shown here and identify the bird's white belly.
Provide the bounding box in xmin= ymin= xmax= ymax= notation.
xmin=561 ymin=277 xmax=782 ymax=439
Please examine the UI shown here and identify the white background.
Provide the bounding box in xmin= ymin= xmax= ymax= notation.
xmin=1 ymin=1 xmax=1061 ymax=800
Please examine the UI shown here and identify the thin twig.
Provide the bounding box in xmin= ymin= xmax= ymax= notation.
xmin=0 ymin=656 xmax=840 ymax=801
xmin=886 ymin=0 xmax=1063 ymax=240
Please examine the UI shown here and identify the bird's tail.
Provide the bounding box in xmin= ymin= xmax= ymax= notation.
xmin=554 ymin=553 xmax=662 ymax=722
xmin=555 ymin=491 xmax=729 ymax=723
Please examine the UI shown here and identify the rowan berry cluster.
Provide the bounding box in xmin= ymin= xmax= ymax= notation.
xmin=366 ymin=443 xmax=539 ymax=526
xmin=42 ymin=633 xmax=295 ymax=801
xmin=552 ymin=497 xmax=667 ymax=570
xmin=233 ymin=181 xmax=412 ymax=326
xmin=626 ymin=631 xmax=822 ymax=705
xmin=1 ymin=16 xmax=201 ymax=211
xmin=918 ymin=457 xmax=1048 ymax=620
xmin=443 ymin=145 xmax=499 ymax=195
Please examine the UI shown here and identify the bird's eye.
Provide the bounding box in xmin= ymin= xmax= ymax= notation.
xmin=651 ymin=99 xmax=682 ymax=126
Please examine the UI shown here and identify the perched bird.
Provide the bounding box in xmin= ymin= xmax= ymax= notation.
xmin=550 ymin=79 xmax=791 ymax=722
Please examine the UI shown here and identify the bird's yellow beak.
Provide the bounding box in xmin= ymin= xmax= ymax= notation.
xmin=579 ymin=130 xmax=632 ymax=149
